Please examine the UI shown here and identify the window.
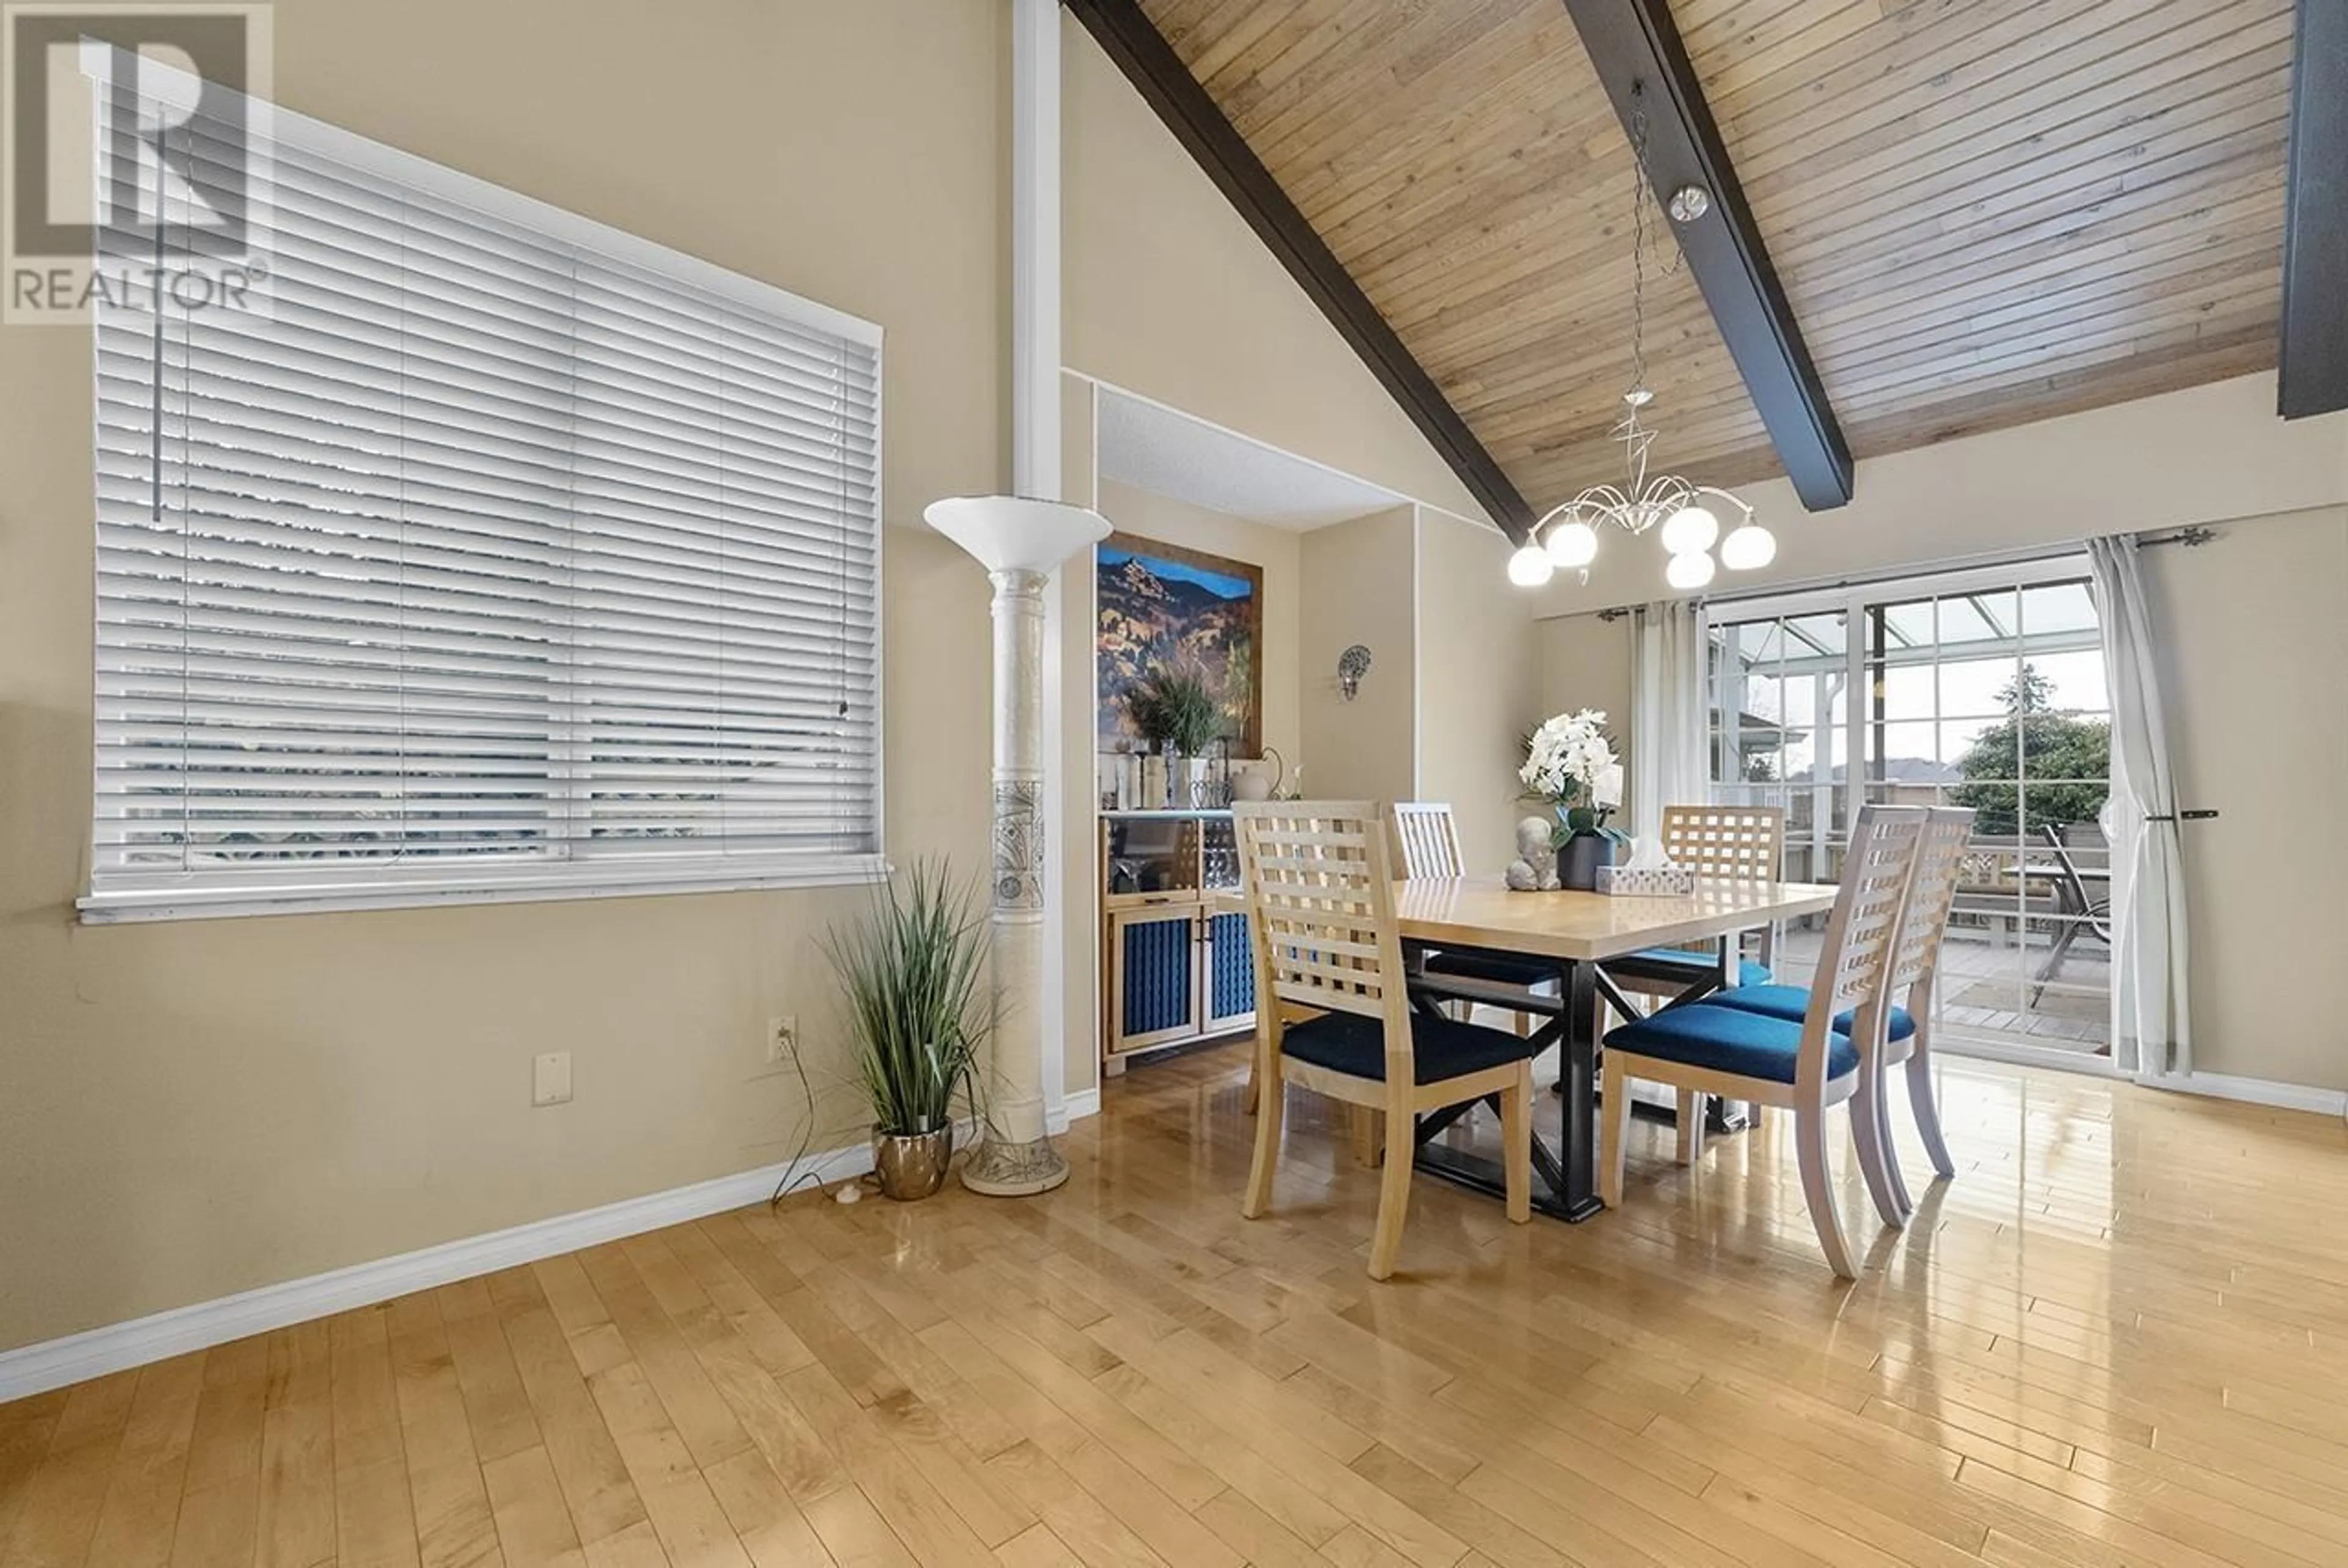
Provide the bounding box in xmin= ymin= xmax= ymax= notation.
xmin=84 ymin=86 xmax=883 ymax=921
xmin=1706 ymin=564 xmax=2112 ymax=1062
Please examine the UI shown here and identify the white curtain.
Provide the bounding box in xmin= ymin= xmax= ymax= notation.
xmin=2088 ymin=536 xmax=2192 ymax=1083
xmin=1629 ymin=599 xmax=1711 ymax=840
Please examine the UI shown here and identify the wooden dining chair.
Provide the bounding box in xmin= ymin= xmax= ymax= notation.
xmin=1607 ymin=804 xmax=1787 ymax=997
xmin=1390 ymin=801 xmax=1552 ymax=1037
xmin=1390 ymin=800 xmax=1464 ymax=878
xmin=1598 ymin=804 xmax=1926 ymax=1278
xmin=1235 ymin=801 xmax=1541 ymax=1279
xmin=1705 ymin=806 xmax=1975 ymax=1225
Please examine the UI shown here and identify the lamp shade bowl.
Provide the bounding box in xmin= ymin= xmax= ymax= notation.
xmin=923 ymin=496 xmax=1111 ymax=573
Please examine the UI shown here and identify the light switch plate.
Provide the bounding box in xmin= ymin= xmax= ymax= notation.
xmin=533 ymin=1051 xmax=572 ymax=1106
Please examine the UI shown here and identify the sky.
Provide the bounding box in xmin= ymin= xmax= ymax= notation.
xmin=1099 ymin=545 xmax=1254 ymax=602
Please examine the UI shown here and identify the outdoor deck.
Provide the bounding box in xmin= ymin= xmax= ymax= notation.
xmin=1777 ymin=920 xmax=2111 ymax=1057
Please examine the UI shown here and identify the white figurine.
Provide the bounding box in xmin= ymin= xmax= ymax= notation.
xmin=1505 ymin=816 xmax=1560 ymax=891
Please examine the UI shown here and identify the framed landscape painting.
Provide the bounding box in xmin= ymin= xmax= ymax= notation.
xmin=1096 ymin=532 xmax=1263 ymax=758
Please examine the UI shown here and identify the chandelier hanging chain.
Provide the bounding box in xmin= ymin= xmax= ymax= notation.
xmin=1502 ymin=81 xmax=1774 ymax=589
xmin=1623 ymin=81 xmax=1685 ymax=410
xmin=1630 ymin=95 xmax=1649 ymax=401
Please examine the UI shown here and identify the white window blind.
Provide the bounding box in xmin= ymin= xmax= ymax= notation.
xmin=86 ymin=83 xmax=884 ymax=921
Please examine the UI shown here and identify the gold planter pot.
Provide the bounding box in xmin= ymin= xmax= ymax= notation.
xmin=871 ymin=1124 xmax=953 ymax=1201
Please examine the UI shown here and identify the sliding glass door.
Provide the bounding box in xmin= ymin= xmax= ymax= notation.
xmin=1706 ymin=562 xmax=2113 ymax=1066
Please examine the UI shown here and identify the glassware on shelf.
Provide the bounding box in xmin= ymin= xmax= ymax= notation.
xmin=1200 ymin=817 xmax=1240 ymax=890
xmin=1102 ymin=815 xmax=1200 ymax=897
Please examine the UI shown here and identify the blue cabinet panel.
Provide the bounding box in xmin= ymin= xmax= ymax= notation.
xmin=1207 ymin=911 xmax=1255 ymax=1025
xmin=1121 ymin=913 xmax=1196 ymax=1038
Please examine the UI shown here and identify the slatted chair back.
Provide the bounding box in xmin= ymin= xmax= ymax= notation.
xmin=1390 ymin=801 xmax=1465 ymax=879
xmin=1659 ymin=805 xmax=1785 ymax=880
xmin=1888 ymin=807 xmax=1977 ymax=996
xmin=1649 ymin=804 xmax=1788 ymax=968
xmin=1233 ymin=803 xmax=1411 ymax=1060
xmin=1802 ymin=804 xmax=1927 ymax=1080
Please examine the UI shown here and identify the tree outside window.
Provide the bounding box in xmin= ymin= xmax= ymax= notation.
xmin=1947 ymin=664 xmax=2110 ymax=836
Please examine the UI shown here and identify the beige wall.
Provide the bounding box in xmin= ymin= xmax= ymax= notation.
xmin=1060 ymin=15 xmax=1488 ymax=525
xmin=1415 ymin=512 xmax=1543 ymax=871
xmin=1537 ymin=611 xmax=1636 ymax=791
xmin=1301 ymin=509 xmax=1420 ymax=806
xmin=1541 ymin=617 xmax=1636 ymax=724
xmin=0 ymin=0 xmax=1005 ymax=1353
xmin=2141 ymin=506 xmax=2348 ymax=1091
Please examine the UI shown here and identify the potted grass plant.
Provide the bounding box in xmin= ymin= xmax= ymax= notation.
xmin=821 ymin=859 xmax=991 ymax=1200
xmin=1126 ymin=663 xmax=1222 ymax=807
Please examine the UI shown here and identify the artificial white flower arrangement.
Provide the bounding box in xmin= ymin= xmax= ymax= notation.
xmin=1519 ymin=709 xmax=1625 ymax=834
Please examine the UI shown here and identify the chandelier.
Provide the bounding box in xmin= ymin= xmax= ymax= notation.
xmin=1507 ymin=86 xmax=1774 ymax=594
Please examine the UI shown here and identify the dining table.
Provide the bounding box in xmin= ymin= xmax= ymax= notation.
xmin=1215 ymin=874 xmax=1840 ymax=1221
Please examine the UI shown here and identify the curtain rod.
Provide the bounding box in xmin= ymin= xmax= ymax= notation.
xmin=1587 ymin=524 xmax=2220 ymax=620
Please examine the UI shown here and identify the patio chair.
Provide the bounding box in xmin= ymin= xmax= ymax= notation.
xmin=2031 ymin=822 xmax=2112 ymax=1003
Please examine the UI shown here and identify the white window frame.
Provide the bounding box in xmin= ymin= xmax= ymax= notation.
xmin=79 ymin=83 xmax=886 ymax=925
xmin=1705 ymin=554 xmax=2113 ymax=1058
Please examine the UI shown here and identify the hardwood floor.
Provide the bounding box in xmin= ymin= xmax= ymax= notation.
xmin=6 ymin=1044 xmax=2347 ymax=1568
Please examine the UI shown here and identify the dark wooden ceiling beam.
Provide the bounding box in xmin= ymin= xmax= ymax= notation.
xmin=1061 ymin=0 xmax=1537 ymax=540
xmin=1559 ymin=0 xmax=1855 ymax=512
xmin=2280 ymin=0 xmax=2346 ymax=419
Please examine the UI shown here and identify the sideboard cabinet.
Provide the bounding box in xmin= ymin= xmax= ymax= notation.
xmin=1101 ymin=810 xmax=1255 ymax=1070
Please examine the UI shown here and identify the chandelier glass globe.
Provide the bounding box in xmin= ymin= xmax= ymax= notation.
xmin=1507 ymin=542 xmax=1556 ymax=587
xmin=1659 ymin=504 xmax=1721 ymax=557
xmin=1720 ymin=521 xmax=1778 ymax=571
xmin=1545 ymin=520 xmax=1600 ymax=569
xmin=1664 ymin=550 xmax=1716 ymax=591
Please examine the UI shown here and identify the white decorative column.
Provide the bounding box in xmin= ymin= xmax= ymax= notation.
xmin=923 ymin=496 xmax=1110 ymax=1196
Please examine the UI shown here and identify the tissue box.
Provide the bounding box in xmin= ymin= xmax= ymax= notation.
xmin=1595 ymin=863 xmax=1694 ymax=897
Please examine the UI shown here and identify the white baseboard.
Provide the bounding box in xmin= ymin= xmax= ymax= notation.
xmin=2163 ymin=1071 xmax=2348 ymax=1118
xmin=1942 ymin=1040 xmax=2344 ymax=1118
xmin=0 ymin=1137 xmax=875 ymax=1405
xmin=1063 ymin=1086 xmax=1102 ymax=1124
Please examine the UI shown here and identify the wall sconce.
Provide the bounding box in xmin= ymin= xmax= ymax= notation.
xmin=1337 ymin=644 xmax=1373 ymax=702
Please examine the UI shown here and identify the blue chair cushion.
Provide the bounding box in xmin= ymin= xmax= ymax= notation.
xmin=1281 ymin=1007 xmax=1541 ymax=1086
xmin=1603 ymin=1002 xmax=1859 ymax=1084
xmin=1700 ymin=982 xmax=1916 ymax=1042
xmin=1608 ymin=948 xmax=1774 ymax=988
xmin=1423 ymin=948 xmax=1556 ymax=988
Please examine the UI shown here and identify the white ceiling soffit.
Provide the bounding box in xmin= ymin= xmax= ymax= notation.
xmin=1095 ymin=386 xmax=1408 ymax=531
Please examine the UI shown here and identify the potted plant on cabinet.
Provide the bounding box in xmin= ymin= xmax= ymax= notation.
xmin=821 ymin=859 xmax=991 ymax=1199
xmin=1125 ymin=663 xmax=1222 ymax=808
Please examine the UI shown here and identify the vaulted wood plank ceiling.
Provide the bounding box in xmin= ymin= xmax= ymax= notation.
xmin=1137 ymin=0 xmax=2295 ymax=510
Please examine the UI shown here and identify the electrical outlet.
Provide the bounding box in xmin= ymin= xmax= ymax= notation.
xmin=766 ymin=1015 xmax=797 ymax=1066
xmin=533 ymin=1051 xmax=572 ymax=1107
